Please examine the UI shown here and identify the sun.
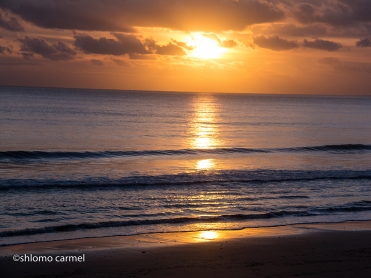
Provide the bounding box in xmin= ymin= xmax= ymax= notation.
xmin=186 ymin=33 xmax=226 ymax=59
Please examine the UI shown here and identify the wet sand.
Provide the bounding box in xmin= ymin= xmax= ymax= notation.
xmin=1 ymin=221 xmax=371 ymax=277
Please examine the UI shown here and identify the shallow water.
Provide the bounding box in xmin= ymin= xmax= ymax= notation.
xmin=1 ymin=86 xmax=370 ymax=245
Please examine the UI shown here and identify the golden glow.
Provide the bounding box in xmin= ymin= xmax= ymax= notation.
xmin=199 ymin=231 xmax=218 ymax=240
xmin=195 ymin=137 xmax=212 ymax=149
xmin=191 ymin=95 xmax=220 ymax=149
xmin=196 ymin=159 xmax=215 ymax=170
xmin=187 ymin=34 xmax=226 ymax=59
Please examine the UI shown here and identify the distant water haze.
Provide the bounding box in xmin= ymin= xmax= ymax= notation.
xmin=0 ymin=87 xmax=370 ymax=245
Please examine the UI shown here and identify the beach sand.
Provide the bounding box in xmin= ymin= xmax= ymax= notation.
xmin=1 ymin=221 xmax=371 ymax=277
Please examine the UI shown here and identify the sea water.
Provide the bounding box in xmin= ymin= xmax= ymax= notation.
xmin=0 ymin=86 xmax=370 ymax=245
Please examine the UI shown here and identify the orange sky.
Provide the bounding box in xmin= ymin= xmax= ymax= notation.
xmin=1 ymin=0 xmax=371 ymax=95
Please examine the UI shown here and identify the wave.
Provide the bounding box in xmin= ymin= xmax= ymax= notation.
xmin=2 ymin=201 xmax=370 ymax=238
xmin=1 ymin=144 xmax=370 ymax=161
xmin=1 ymin=169 xmax=371 ymax=190
xmin=0 ymin=213 xmax=325 ymax=237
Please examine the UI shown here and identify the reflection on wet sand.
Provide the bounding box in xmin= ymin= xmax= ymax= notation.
xmin=199 ymin=231 xmax=218 ymax=240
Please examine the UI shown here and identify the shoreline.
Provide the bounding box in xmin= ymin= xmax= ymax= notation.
xmin=1 ymin=220 xmax=371 ymax=254
xmin=1 ymin=219 xmax=371 ymax=250
xmin=1 ymin=220 xmax=371 ymax=277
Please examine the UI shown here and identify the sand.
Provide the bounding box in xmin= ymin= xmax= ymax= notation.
xmin=1 ymin=221 xmax=371 ymax=277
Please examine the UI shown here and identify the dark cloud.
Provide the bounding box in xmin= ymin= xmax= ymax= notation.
xmin=74 ymin=34 xmax=149 ymax=56
xmin=289 ymin=0 xmax=371 ymax=27
xmin=0 ymin=45 xmax=13 ymax=54
xmin=356 ymin=38 xmax=371 ymax=47
xmin=18 ymin=37 xmax=76 ymax=60
xmin=90 ymin=59 xmax=104 ymax=66
xmin=155 ymin=43 xmax=186 ymax=56
xmin=303 ymin=38 xmax=342 ymax=51
xmin=0 ymin=9 xmax=24 ymax=31
xmin=74 ymin=33 xmax=188 ymax=57
xmin=0 ymin=1 xmax=134 ymax=32
xmin=340 ymin=0 xmax=371 ymax=22
xmin=254 ymin=35 xmax=300 ymax=51
xmin=0 ymin=0 xmax=285 ymax=32
xmin=253 ymin=23 xmax=328 ymax=37
xmin=128 ymin=53 xmax=157 ymax=60
xmin=171 ymin=40 xmax=194 ymax=51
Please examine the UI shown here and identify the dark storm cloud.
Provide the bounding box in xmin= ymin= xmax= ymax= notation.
xmin=254 ymin=35 xmax=300 ymax=51
xmin=19 ymin=37 xmax=76 ymax=60
xmin=0 ymin=0 xmax=285 ymax=32
xmin=303 ymin=39 xmax=342 ymax=51
xmin=0 ymin=9 xmax=24 ymax=31
xmin=0 ymin=45 xmax=13 ymax=54
xmin=356 ymin=38 xmax=371 ymax=47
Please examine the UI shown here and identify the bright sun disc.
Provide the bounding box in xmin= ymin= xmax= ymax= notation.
xmin=188 ymin=34 xmax=225 ymax=59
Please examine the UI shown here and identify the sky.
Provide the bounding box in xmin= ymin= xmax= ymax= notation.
xmin=0 ymin=0 xmax=371 ymax=95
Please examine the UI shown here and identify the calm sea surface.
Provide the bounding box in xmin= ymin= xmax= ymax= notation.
xmin=0 ymin=86 xmax=370 ymax=245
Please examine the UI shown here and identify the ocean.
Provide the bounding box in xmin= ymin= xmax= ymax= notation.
xmin=0 ymin=86 xmax=370 ymax=246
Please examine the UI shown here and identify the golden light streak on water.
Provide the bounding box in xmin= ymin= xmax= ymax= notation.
xmin=196 ymin=159 xmax=215 ymax=170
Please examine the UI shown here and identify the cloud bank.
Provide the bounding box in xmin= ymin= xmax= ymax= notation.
xmin=0 ymin=0 xmax=284 ymax=32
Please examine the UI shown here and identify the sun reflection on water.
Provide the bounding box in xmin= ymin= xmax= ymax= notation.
xmin=191 ymin=95 xmax=219 ymax=150
xmin=196 ymin=159 xmax=215 ymax=170
xmin=199 ymin=231 xmax=218 ymax=240
xmin=190 ymin=95 xmax=221 ymax=171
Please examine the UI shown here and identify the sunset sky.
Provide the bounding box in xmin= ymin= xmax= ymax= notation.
xmin=1 ymin=0 xmax=371 ymax=94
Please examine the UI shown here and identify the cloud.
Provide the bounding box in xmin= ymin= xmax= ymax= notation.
xmin=171 ymin=40 xmax=194 ymax=51
xmin=303 ymin=38 xmax=342 ymax=51
xmin=253 ymin=23 xmax=328 ymax=37
xmin=0 ymin=45 xmax=13 ymax=54
xmin=74 ymin=34 xmax=149 ymax=56
xmin=0 ymin=0 xmax=285 ymax=32
xmin=90 ymin=59 xmax=104 ymax=66
xmin=18 ymin=37 xmax=76 ymax=60
xmin=319 ymin=56 xmax=371 ymax=73
xmin=254 ymin=35 xmax=300 ymax=51
xmin=74 ymin=33 xmax=188 ymax=57
xmin=111 ymin=58 xmax=129 ymax=66
xmin=202 ymin=33 xmax=238 ymax=48
xmin=0 ymin=9 xmax=24 ymax=31
xmin=221 ymin=39 xmax=238 ymax=48
xmin=289 ymin=0 xmax=371 ymax=27
xmin=340 ymin=0 xmax=371 ymax=22
xmin=356 ymin=37 xmax=371 ymax=47
xmin=155 ymin=43 xmax=186 ymax=56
